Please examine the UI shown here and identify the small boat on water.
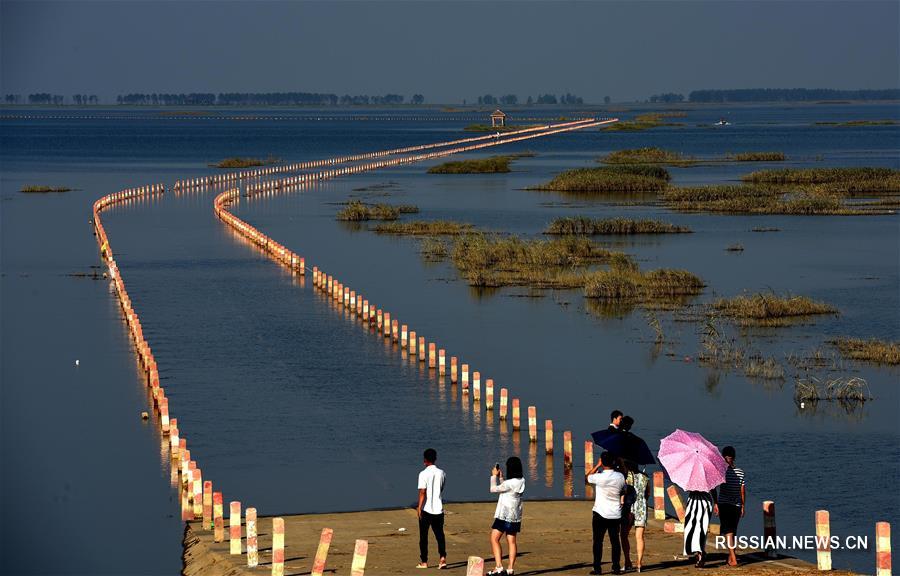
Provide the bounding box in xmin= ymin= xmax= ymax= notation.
xmin=714 ymin=118 xmax=731 ymax=126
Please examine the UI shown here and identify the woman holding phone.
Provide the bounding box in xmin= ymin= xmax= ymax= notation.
xmin=488 ymin=457 xmax=525 ymax=576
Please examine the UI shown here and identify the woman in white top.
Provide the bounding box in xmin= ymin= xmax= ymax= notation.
xmin=488 ymin=456 xmax=525 ymax=576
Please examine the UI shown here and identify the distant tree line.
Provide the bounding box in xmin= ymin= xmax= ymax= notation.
xmin=476 ymin=93 xmax=585 ymax=106
xmin=4 ymin=94 xmax=99 ymax=105
xmin=112 ymin=92 xmax=417 ymax=106
xmin=649 ymin=92 xmax=685 ymax=103
xmin=687 ymin=88 xmax=900 ymax=102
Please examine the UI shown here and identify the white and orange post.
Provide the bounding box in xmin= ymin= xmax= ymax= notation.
xmin=653 ymin=471 xmax=666 ymax=520
xmin=311 ymin=527 xmax=333 ymax=576
xmin=466 ymin=557 xmax=485 ymax=576
xmin=428 ymin=343 xmax=436 ymax=369
xmin=450 ymin=356 xmax=458 ymax=383
xmin=438 ymin=349 xmax=446 ymax=375
xmin=498 ymin=387 xmax=508 ymax=419
xmin=409 ymin=331 xmax=417 ymax=355
xmin=511 ymin=398 xmax=520 ymax=430
xmin=401 ymin=325 xmax=408 ymax=348
xmin=203 ymin=481 xmax=213 ymax=529
xmin=665 ymin=485 xmax=686 ymax=533
xmin=351 ymin=539 xmax=368 ymax=576
xmin=527 ymin=406 xmax=537 ymax=442
xmin=213 ymin=492 xmax=224 ymax=542
xmin=418 ymin=337 xmax=426 ymax=363
xmin=192 ymin=469 xmax=203 ymax=519
xmin=544 ymin=419 xmax=554 ymax=454
xmin=816 ymin=510 xmax=832 ymax=571
xmin=462 ymin=364 xmax=470 ymax=391
xmin=230 ymin=501 xmax=242 ymax=554
xmin=584 ymin=441 xmax=593 ymax=475
xmin=272 ymin=517 xmax=285 ymax=576
xmin=391 ymin=319 xmax=398 ymax=342
xmin=763 ymin=501 xmax=777 ymax=558
xmin=876 ymin=522 xmax=891 ymax=576
xmin=246 ymin=507 xmax=258 ymax=567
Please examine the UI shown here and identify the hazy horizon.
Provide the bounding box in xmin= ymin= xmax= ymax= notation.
xmin=2 ymin=1 xmax=898 ymax=104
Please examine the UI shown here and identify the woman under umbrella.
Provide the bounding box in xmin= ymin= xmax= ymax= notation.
xmin=657 ymin=429 xmax=728 ymax=569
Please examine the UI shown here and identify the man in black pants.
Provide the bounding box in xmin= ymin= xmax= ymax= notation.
xmin=586 ymin=451 xmax=626 ymax=574
xmin=416 ymin=448 xmax=447 ymax=569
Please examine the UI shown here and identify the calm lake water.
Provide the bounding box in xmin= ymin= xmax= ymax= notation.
xmin=1 ymin=103 xmax=898 ymax=574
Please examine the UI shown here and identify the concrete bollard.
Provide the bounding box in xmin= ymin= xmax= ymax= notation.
xmin=545 ymin=419 xmax=554 ymax=453
xmin=351 ymin=539 xmax=368 ymax=576
xmin=401 ymin=325 xmax=408 ymax=348
xmin=511 ymin=398 xmax=520 ymax=429
xmin=192 ymin=469 xmax=203 ymax=518
xmin=203 ymin=481 xmax=213 ymax=529
xmin=311 ymin=527 xmax=333 ymax=576
xmin=499 ymin=388 xmax=508 ymax=419
xmin=876 ymin=522 xmax=891 ymax=576
xmin=230 ymin=501 xmax=242 ymax=554
xmin=527 ymin=406 xmax=537 ymax=441
xmin=466 ymin=556 xmax=485 ymax=576
xmin=667 ymin=485 xmax=686 ymax=522
xmin=391 ymin=319 xmax=399 ymax=342
xmin=409 ymin=331 xmax=417 ymax=354
xmin=438 ymin=349 xmax=446 ymax=375
xmin=584 ymin=441 xmax=594 ymax=474
xmin=363 ymin=300 xmax=369 ymax=319
xmin=462 ymin=364 xmax=470 ymax=390
xmin=419 ymin=337 xmax=426 ymax=362
xmin=246 ymin=509 xmax=258 ymax=566
xmin=384 ymin=313 xmax=392 ymax=338
xmin=272 ymin=517 xmax=285 ymax=576
xmin=763 ymin=501 xmax=777 ymax=558
xmin=653 ymin=471 xmax=666 ymax=520
xmin=564 ymin=431 xmax=572 ymax=468
xmin=816 ymin=510 xmax=832 ymax=571
xmin=428 ymin=343 xmax=436 ymax=368
xmin=181 ymin=471 xmax=193 ymax=521
xmin=485 ymin=378 xmax=494 ymax=409
xmin=213 ymin=492 xmax=224 ymax=542
xmin=376 ymin=310 xmax=383 ymax=330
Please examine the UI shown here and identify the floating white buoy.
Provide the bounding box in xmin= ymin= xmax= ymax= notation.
xmin=141 ymin=412 xmax=149 ymax=420
xmin=800 ymin=402 xmax=805 ymax=409
xmin=75 ymin=359 xmax=79 ymax=367
xmin=398 ymin=527 xmax=406 ymax=532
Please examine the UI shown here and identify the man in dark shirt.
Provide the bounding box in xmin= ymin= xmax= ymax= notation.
xmin=607 ymin=410 xmax=623 ymax=432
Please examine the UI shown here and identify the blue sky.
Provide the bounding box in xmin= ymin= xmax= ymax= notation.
xmin=1 ymin=0 xmax=898 ymax=103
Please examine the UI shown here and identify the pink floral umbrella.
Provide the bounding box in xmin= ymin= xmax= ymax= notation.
xmin=658 ymin=429 xmax=728 ymax=492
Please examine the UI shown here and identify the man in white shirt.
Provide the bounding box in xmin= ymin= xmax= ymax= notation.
xmin=586 ymin=451 xmax=626 ymax=575
xmin=416 ymin=448 xmax=447 ymax=569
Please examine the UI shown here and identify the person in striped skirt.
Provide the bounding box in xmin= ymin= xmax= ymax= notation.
xmin=683 ymin=487 xmax=717 ymax=567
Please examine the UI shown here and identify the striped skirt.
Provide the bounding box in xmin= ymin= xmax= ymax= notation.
xmin=683 ymin=491 xmax=714 ymax=555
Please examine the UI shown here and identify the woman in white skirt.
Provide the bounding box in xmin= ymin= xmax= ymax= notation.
xmin=683 ymin=489 xmax=718 ymax=567
xmin=487 ymin=457 xmax=525 ymax=576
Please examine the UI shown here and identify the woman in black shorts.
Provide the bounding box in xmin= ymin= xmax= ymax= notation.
xmin=717 ymin=446 xmax=746 ymax=566
xmin=488 ymin=457 xmax=525 ymax=576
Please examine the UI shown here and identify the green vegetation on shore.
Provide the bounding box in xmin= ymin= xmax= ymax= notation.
xmin=20 ymin=185 xmax=73 ymax=193
xmin=336 ymin=200 xmax=419 ymax=221
xmin=545 ymin=217 xmax=691 ymax=235
xmin=601 ymin=147 xmax=695 ymax=166
xmin=830 ymin=337 xmax=900 ymax=365
xmin=602 ymin=112 xmax=686 ymax=132
xmin=815 ymin=119 xmax=898 ymax=127
xmin=373 ymin=220 xmax=472 ymax=235
xmin=534 ymin=165 xmax=669 ymax=194
xmin=428 ymin=154 xmax=533 ymax=174
xmin=727 ymin=151 xmax=786 ymax=162
xmin=712 ymin=293 xmax=837 ymax=326
xmin=214 ymin=156 xmax=281 ymax=169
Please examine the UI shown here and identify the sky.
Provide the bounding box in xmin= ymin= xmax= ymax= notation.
xmin=1 ymin=0 xmax=898 ymax=104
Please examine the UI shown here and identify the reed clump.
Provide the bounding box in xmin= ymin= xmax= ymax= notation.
xmin=601 ymin=147 xmax=695 ymax=166
xmin=535 ymin=165 xmax=669 ymax=194
xmin=374 ymin=220 xmax=473 ymax=235
xmin=661 ymin=185 xmax=884 ymax=215
xmin=794 ymin=376 xmax=872 ymax=405
xmin=727 ymin=152 xmax=786 ymax=162
xmin=744 ymin=357 xmax=785 ymax=380
xmin=830 ymin=337 xmax=900 ymax=365
xmin=545 ymin=217 xmax=691 ymax=235
xmin=428 ymin=154 xmax=531 ymax=174
xmin=449 ymin=233 xmax=625 ymax=288
xmin=214 ymin=156 xmax=280 ymax=168
xmin=712 ymin=293 xmax=837 ymax=326
xmin=336 ymin=200 xmax=419 ymax=221
xmin=743 ymin=167 xmax=899 ymax=185
xmin=583 ymin=264 xmax=705 ymax=301
xmin=20 ymin=185 xmax=73 ymax=193
xmin=602 ymin=112 xmax=685 ymax=132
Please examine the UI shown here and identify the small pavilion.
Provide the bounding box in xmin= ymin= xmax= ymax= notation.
xmin=490 ymin=109 xmax=507 ymax=128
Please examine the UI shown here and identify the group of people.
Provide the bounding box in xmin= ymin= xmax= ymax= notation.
xmin=414 ymin=410 xmax=746 ymax=575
